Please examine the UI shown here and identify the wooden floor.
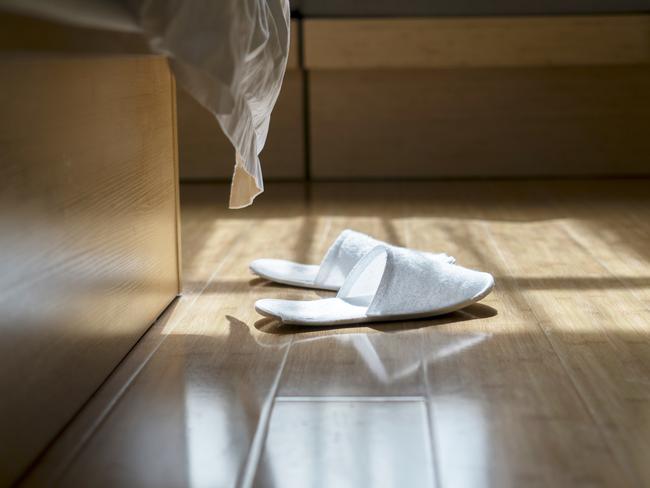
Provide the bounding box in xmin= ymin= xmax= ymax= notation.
xmin=21 ymin=180 xmax=650 ymax=487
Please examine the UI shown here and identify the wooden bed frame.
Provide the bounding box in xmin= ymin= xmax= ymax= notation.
xmin=0 ymin=53 xmax=181 ymax=485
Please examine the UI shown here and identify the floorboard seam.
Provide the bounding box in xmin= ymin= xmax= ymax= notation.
xmin=50 ymin=229 xmax=246 ymax=483
xmin=560 ymin=217 xmax=648 ymax=305
xmin=538 ymin=184 xmax=645 ymax=487
xmin=541 ymin=182 xmax=649 ymax=307
xmin=238 ymin=335 xmax=294 ymax=488
xmin=420 ymin=342 xmax=443 ymax=488
xmin=556 ymin=218 xmax=645 ymax=487
xmin=238 ymin=214 xmax=330 ymax=488
xmin=402 ymin=217 xmax=441 ymax=488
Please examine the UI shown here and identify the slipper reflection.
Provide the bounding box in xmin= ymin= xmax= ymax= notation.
xmin=182 ymin=311 xmax=491 ymax=487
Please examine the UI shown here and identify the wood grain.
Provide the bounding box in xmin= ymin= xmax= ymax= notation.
xmin=304 ymin=16 xmax=650 ymax=69
xmin=48 ymin=195 xmax=312 ymax=487
xmin=287 ymin=19 xmax=301 ymax=71
xmin=401 ymin=183 xmax=632 ymax=486
xmin=0 ymin=55 xmax=180 ymax=486
xmin=483 ymin=181 xmax=650 ymax=486
xmin=20 ymin=180 xmax=650 ymax=487
xmin=309 ymin=66 xmax=650 ymax=179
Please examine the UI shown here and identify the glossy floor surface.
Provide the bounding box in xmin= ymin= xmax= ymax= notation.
xmin=21 ymin=180 xmax=650 ymax=487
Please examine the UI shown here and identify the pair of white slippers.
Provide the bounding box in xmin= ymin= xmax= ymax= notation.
xmin=250 ymin=230 xmax=494 ymax=326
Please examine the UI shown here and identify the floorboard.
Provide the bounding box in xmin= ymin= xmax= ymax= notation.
xmin=20 ymin=180 xmax=650 ymax=488
xmin=403 ymin=184 xmax=627 ymax=487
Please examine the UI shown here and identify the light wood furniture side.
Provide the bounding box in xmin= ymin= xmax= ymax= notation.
xmin=177 ymin=19 xmax=305 ymax=181
xmin=304 ymin=15 xmax=650 ymax=69
xmin=0 ymin=55 xmax=180 ymax=486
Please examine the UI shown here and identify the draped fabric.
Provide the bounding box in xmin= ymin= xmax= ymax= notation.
xmin=129 ymin=0 xmax=291 ymax=208
xmin=1 ymin=0 xmax=290 ymax=207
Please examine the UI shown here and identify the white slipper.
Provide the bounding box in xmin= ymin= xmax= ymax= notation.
xmin=255 ymin=245 xmax=494 ymax=326
xmin=250 ymin=229 xmax=455 ymax=291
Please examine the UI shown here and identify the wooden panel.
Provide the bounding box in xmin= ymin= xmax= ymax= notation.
xmin=177 ymin=70 xmax=305 ymax=180
xmin=0 ymin=55 xmax=180 ymax=486
xmin=0 ymin=11 xmax=149 ymax=53
xmin=304 ymin=16 xmax=650 ymax=69
xmin=287 ymin=19 xmax=300 ymax=70
xmin=309 ymin=66 xmax=650 ymax=179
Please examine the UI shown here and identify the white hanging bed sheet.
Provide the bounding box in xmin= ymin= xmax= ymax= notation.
xmin=0 ymin=0 xmax=291 ymax=209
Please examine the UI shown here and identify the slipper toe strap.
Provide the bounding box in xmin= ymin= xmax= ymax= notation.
xmin=339 ymin=246 xmax=493 ymax=317
xmin=314 ymin=229 xmax=381 ymax=289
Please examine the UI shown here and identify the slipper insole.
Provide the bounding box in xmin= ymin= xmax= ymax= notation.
xmin=250 ymin=259 xmax=327 ymax=289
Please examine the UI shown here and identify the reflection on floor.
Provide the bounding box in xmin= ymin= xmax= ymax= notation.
xmin=22 ymin=180 xmax=650 ymax=487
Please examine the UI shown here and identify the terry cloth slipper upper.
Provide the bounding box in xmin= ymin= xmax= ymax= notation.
xmin=255 ymin=245 xmax=494 ymax=326
xmin=249 ymin=229 xmax=455 ymax=291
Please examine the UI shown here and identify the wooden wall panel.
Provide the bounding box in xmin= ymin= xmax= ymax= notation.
xmin=0 ymin=11 xmax=149 ymax=53
xmin=306 ymin=15 xmax=650 ymax=178
xmin=309 ymin=66 xmax=650 ymax=179
xmin=287 ymin=19 xmax=301 ymax=71
xmin=0 ymin=55 xmax=180 ymax=485
xmin=304 ymin=16 xmax=650 ymax=69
